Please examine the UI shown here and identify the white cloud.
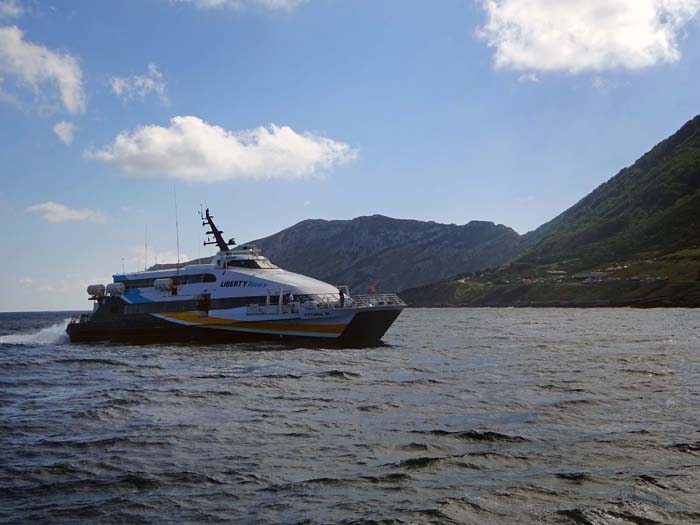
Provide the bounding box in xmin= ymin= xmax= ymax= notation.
xmin=478 ymin=0 xmax=700 ymax=74
xmin=86 ymin=115 xmax=357 ymax=182
xmin=0 ymin=0 xmax=22 ymax=19
xmin=110 ymin=63 xmax=168 ymax=105
xmin=53 ymin=120 xmax=75 ymax=144
xmin=26 ymin=201 xmax=106 ymax=223
xmin=0 ymin=76 xmax=18 ymax=105
xmin=174 ymin=0 xmax=305 ymax=11
xmin=517 ymin=72 xmax=540 ymax=83
xmin=0 ymin=25 xmax=85 ymax=112
xmin=592 ymin=76 xmax=619 ymax=92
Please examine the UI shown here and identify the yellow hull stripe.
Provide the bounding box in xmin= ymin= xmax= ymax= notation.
xmin=159 ymin=311 xmax=346 ymax=334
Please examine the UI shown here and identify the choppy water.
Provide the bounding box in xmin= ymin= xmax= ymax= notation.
xmin=1 ymin=309 xmax=699 ymax=524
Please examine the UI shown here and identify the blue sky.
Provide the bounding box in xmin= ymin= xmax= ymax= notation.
xmin=1 ymin=0 xmax=700 ymax=310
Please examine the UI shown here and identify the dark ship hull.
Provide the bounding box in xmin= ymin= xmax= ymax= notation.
xmin=66 ymin=304 xmax=402 ymax=347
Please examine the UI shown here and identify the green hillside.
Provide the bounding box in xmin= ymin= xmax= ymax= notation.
xmin=402 ymin=116 xmax=700 ymax=307
xmin=518 ymin=116 xmax=700 ymax=271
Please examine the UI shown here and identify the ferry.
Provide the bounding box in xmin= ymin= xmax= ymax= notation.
xmin=66 ymin=209 xmax=405 ymax=346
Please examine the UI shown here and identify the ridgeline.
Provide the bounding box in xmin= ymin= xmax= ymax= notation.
xmin=253 ymin=215 xmax=525 ymax=294
xmin=150 ymin=215 xmax=525 ymax=294
xmin=151 ymin=116 xmax=700 ymax=308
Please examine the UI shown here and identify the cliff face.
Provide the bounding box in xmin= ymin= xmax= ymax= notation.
xmin=252 ymin=215 xmax=522 ymax=293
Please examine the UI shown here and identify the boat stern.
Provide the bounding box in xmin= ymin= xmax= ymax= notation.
xmin=335 ymin=293 xmax=405 ymax=346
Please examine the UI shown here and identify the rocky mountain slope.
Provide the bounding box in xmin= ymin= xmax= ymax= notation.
xmin=151 ymin=215 xmax=525 ymax=294
xmin=252 ymin=215 xmax=523 ymax=293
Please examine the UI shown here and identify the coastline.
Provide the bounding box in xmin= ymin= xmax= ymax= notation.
xmin=401 ymin=280 xmax=700 ymax=309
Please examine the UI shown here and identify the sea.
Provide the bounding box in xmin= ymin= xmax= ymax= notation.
xmin=1 ymin=308 xmax=699 ymax=524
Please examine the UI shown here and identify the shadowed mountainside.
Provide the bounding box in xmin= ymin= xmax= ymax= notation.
xmin=253 ymin=215 xmax=524 ymax=293
xmin=149 ymin=215 xmax=526 ymax=293
xmin=402 ymin=116 xmax=700 ymax=307
xmin=517 ymin=115 xmax=700 ymax=270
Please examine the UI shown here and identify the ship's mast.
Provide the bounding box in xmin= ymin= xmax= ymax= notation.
xmin=201 ymin=208 xmax=233 ymax=252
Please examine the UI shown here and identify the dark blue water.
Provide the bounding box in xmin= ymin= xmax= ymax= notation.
xmin=1 ymin=309 xmax=699 ymax=524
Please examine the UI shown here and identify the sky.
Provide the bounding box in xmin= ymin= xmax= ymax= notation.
xmin=1 ymin=0 xmax=700 ymax=311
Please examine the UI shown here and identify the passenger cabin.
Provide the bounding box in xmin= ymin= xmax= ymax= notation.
xmin=213 ymin=245 xmax=280 ymax=270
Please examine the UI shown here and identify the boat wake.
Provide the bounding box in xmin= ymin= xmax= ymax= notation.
xmin=0 ymin=319 xmax=71 ymax=346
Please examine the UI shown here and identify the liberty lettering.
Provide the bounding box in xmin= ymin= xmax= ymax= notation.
xmin=221 ymin=280 xmax=248 ymax=288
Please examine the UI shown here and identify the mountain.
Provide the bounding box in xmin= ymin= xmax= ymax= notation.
xmin=251 ymin=215 xmax=523 ymax=293
xmin=402 ymin=116 xmax=700 ymax=307
xmin=517 ymin=115 xmax=700 ymax=271
xmin=150 ymin=215 xmax=524 ymax=293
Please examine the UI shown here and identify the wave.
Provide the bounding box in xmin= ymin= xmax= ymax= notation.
xmin=391 ymin=456 xmax=445 ymax=469
xmin=412 ymin=429 xmax=530 ymax=443
xmin=317 ymin=370 xmax=361 ymax=380
xmin=0 ymin=319 xmax=71 ymax=346
xmin=556 ymin=472 xmax=592 ymax=482
xmin=53 ymin=358 xmax=127 ymax=367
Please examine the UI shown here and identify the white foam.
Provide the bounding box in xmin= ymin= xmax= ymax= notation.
xmin=0 ymin=319 xmax=71 ymax=345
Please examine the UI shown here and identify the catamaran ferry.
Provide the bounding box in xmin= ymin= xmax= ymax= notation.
xmin=66 ymin=209 xmax=405 ymax=346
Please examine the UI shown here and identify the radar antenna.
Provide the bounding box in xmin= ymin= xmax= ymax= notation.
xmin=199 ymin=207 xmax=234 ymax=252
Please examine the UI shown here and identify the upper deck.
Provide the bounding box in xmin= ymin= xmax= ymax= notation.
xmin=112 ymin=245 xmax=278 ymax=282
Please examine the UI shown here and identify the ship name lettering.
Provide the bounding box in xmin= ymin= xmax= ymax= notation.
xmin=221 ymin=280 xmax=248 ymax=287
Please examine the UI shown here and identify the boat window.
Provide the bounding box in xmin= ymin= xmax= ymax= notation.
xmin=226 ymin=258 xmax=278 ymax=269
xmin=122 ymin=278 xmax=155 ymax=290
xmin=227 ymin=260 xmax=259 ymax=269
xmin=295 ymin=293 xmax=340 ymax=303
xmin=174 ymin=273 xmax=217 ymax=285
xmin=121 ymin=273 xmax=217 ymax=290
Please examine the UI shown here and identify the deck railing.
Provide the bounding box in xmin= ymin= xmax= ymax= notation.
xmin=245 ymin=293 xmax=405 ymax=315
xmin=349 ymin=293 xmax=406 ymax=307
xmin=303 ymin=293 xmax=406 ymax=309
